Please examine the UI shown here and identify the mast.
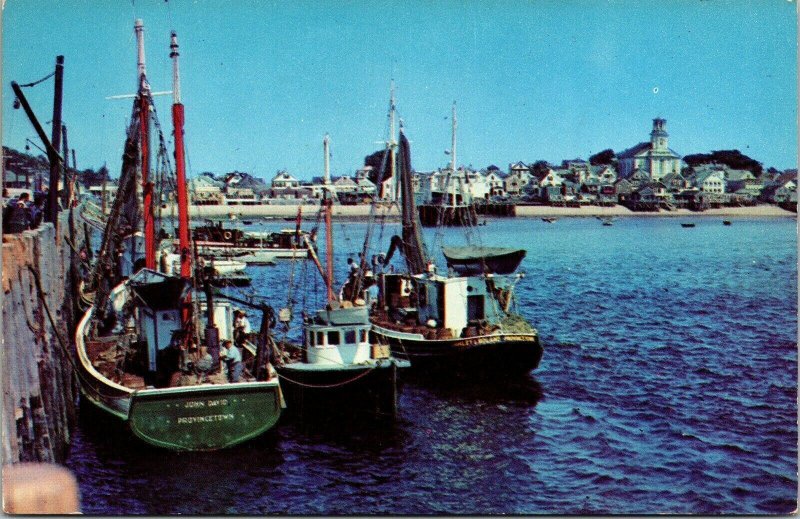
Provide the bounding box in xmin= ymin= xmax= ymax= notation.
xmin=398 ymin=128 xmax=428 ymax=275
xmin=324 ymin=190 xmax=335 ymax=302
xmin=450 ymin=101 xmax=457 ymax=174
xmin=323 ymin=134 xmax=331 ymax=185
xmin=135 ymin=19 xmax=156 ymax=270
xmin=389 ymin=81 xmax=397 ymax=201
xmin=170 ymin=30 xmax=192 ymax=281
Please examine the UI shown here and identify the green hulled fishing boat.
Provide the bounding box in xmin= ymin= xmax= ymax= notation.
xmin=75 ymin=22 xmax=282 ymax=451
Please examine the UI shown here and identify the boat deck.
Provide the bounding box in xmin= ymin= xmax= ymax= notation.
xmin=86 ymin=331 xmax=255 ymax=389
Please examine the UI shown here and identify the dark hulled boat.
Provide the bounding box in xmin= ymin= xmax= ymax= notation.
xmin=367 ymin=129 xmax=542 ymax=376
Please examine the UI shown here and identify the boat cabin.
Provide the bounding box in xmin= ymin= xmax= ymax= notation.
xmin=303 ymin=305 xmax=374 ymax=365
xmin=121 ymin=269 xmax=237 ymax=385
xmin=378 ymin=271 xmax=517 ymax=339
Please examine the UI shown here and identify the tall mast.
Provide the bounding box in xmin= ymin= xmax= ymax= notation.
xmin=323 ymin=134 xmax=331 ymax=185
xmin=398 ymin=128 xmax=428 ymax=275
xmin=170 ymin=30 xmax=192 ymax=281
xmin=135 ymin=19 xmax=156 ymax=270
xmin=324 ymin=191 xmax=335 ymax=302
xmin=388 ymin=80 xmax=397 ymax=201
xmin=450 ymin=101 xmax=457 ymax=173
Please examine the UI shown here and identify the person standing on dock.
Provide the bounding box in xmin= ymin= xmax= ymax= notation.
xmin=6 ymin=192 xmax=32 ymax=233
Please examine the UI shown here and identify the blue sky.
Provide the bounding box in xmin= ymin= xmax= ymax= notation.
xmin=3 ymin=0 xmax=797 ymax=181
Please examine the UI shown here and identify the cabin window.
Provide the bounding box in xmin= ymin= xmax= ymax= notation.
xmin=308 ymin=332 xmax=315 ymax=346
xmin=360 ymin=329 xmax=368 ymax=344
xmin=327 ymin=331 xmax=340 ymax=345
xmin=345 ymin=330 xmax=357 ymax=344
xmin=316 ymin=331 xmax=325 ymax=346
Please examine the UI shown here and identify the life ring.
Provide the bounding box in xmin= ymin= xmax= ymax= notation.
xmin=223 ymin=231 xmax=232 ymax=240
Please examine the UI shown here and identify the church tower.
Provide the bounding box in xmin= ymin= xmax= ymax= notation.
xmin=650 ymin=118 xmax=668 ymax=152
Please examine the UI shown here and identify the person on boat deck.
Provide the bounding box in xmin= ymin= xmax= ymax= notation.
xmin=194 ymin=345 xmax=213 ymax=382
xmin=347 ymin=257 xmax=359 ymax=278
xmin=219 ymin=340 xmax=231 ymax=377
xmin=223 ymin=341 xmax=243 ymax=383
xmin=233 ymin=310 xmax=251 ymax=346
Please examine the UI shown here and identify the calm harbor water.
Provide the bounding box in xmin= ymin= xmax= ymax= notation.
xmin=66 ymin=216 xmax=798 ymax=514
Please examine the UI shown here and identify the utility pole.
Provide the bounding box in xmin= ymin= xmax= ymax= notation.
xmin=48 ymin=55 xmax=64 ymax=227
xmin=61 ymin=124 xmax=71 ymax=209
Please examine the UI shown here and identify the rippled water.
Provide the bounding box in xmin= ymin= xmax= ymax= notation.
xmin=67 ymin=216 xmax=798 ymax=514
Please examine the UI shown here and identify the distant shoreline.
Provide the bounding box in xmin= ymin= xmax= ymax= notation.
xmin=180 ymin=203 xmax=796 ymax=220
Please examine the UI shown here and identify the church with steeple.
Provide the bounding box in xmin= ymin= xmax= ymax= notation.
xmin=617 ymin=118 xmax=684 ymax=180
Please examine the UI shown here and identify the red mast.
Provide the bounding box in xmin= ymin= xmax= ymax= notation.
xmin=170 ymin=31 xmax=192 ymax=280
xmin=135 ymin=19 xmax=156 ymax=270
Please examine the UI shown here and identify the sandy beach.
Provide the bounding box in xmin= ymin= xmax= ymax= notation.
xmin=182 ymin=203 xmax=796 ymax=220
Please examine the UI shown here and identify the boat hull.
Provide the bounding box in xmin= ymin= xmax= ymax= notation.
xmin=418 ymin=204 xmax=478 ymax=227
xmin=75 ymin=309 xmax=283 ymax=451
xmin=128 ymin=382 xmax=283 ymax=451
xmin=276 ymin=360 xmax=408 ymax=417
xmin=371 ymin=324 xmax=543 ymax=377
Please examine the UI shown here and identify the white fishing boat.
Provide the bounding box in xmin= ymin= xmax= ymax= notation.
xmin=274 ymin=191 xmax=408 ymax=416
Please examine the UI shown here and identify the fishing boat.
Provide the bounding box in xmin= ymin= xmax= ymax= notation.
xmin=273 ymin=183 xmax=408 ymax=416
xmin=189 ymin=218 xmax=315 ymax=264
xmin=541 ymin=217 xmax=557 ymax=223
xmin=417 ymin=103 xmax=478 ymax=228
xmin=75 ymin=23 xmax=282 ymax=451
xmin=723 ymin=220 xmax=732 ymax=226
xmin=366 ymin=127 xmax=542 ymax=376
xmin=681 ymin=222 xmax=696 ymax=228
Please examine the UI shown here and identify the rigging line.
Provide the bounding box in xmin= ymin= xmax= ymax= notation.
xmin=18 ymin=71 xmax=55 ymax=88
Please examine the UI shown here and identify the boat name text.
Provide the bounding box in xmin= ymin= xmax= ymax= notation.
xmin=176 ymin=413 xmax=235 ymax=424
xmin=182 ymin=399 xmax=228 ymax=409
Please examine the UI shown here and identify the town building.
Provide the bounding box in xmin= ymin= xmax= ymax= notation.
xmin=617 ymin=118 xmax=684 ymax=180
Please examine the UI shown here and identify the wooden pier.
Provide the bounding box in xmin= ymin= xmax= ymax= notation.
xmin=2 ymin=209 xmax=85 ymax=465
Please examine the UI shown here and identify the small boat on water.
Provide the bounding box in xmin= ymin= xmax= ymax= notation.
xmin=602 ymin=220 xmax=613 ymax=226
xmin=274 ymin=193 xmax=408 ymax=416
xmin=75 ymin=24 xmax=283 ymax=451
xmin=681 ymin=223 xmax=696 ymax=228
xmin=723 ymin=220 xmax=732 ymax=226
xmin=542 ymin=217 xmax=558 ymax=223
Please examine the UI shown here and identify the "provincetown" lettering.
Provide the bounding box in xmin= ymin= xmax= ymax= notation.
xmin=176 ymin=414 xmax=235 ymax=424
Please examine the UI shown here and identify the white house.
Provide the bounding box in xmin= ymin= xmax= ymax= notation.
xmin=617 ymin=118 xmax=684 ymax=180
xmin=271 ymin=171 xmax=300 ymax=189
xmin=483 ymin=170 xmax=506 ymax=197
xmin=693 ymin=170 xmax=726 ymax=194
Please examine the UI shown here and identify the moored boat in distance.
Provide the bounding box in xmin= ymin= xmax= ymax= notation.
xmin=187 ymin=216 xmax=316 ymax=264
xmin=542 ymin=217 xmax=557 ymax=223
xmin=681 ymin=222 xmax=696 ymax=228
